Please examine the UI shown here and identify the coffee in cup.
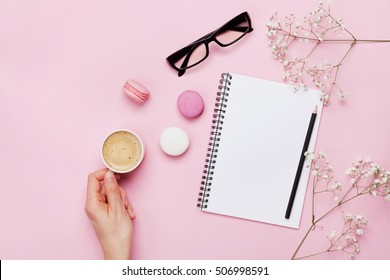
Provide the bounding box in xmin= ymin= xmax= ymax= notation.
xmin=101 ymin=130 xmax=144 ymax=173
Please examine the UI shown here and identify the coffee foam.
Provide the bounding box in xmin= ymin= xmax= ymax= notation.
xmin=102 ymin=131 xmax=143 ymax=172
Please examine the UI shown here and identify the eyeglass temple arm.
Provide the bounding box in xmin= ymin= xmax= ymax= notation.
xmin=192 ymin=25 xmax=251 ymax=45
xmin=177 ymin=44 xmax=200 ymax=77
xmin=191 ymin=11 xmax=251 ymax=44
xmin=229 ymin=26 xmax=253 ymax=32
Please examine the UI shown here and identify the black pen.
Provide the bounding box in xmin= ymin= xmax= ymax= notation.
xmin=285 ymin=106 xmax=317 ymax=219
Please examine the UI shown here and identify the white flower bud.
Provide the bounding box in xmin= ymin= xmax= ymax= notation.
xmin=344 ymin=213 xmax=353 ymax=221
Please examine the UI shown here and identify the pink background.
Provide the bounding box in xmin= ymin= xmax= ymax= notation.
xmin=0 ymin=0 xmax=389 ymax=260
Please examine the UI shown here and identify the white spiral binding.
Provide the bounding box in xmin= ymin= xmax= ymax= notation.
xmin=198 ymin=73 xmax=232 ymax=209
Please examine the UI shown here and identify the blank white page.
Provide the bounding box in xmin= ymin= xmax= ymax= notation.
xmin=203 ymin=73 xmax=323 ymax=228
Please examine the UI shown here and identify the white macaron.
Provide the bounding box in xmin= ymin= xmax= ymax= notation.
xmin=160 ymin=127 xmax=190 ymax=156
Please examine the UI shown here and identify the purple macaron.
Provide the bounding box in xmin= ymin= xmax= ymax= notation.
xmin=177 ymin=90 xmax=204 ymax=118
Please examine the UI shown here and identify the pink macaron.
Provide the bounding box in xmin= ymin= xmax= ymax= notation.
xmin=122 ymin=79 xmax=150 ymax=104
xmin=177 ymin=90 xmax=204 ymax=118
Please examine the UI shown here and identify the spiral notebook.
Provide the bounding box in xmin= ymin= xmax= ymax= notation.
xmin=198 ymin=73 xmax=323 ymax=228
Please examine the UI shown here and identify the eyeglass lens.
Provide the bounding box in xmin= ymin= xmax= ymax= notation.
xmin=215 ymin=21 xmax=250 ymax=45
xmin=173 ymin=44 xmax=208 ymax=70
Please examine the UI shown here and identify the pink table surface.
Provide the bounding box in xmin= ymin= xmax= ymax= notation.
xmin=1 ymin=0 xmax=389 ymax=260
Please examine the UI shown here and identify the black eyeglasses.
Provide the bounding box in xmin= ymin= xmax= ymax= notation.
xmin=166 ymin=12 xmax=253 ymax=77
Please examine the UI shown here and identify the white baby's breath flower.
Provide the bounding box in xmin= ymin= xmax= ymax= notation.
xmin=354 ymin=215 xmax=368 ymax=226
xmin=344 ymin=213 xmax=353 ymax=221
xmin=356 ymin=229 xmax=364 ymax=235
xmin=315 ymin=80 xmax=323 ymax=87
xmin=330 ymin=182 xmax=342 ymax=191
xmin=328 ymin=230 xmax=337 ymax=240
xmin=337 ymin=91 xmax=348 ymax=100
xmin=364 ymin=158 xmax=372 ymax=163
xmin=305 ymin=151 xmax=316 ymax=161
xmin=354 ymin=243 xmax=360 ymax=253
xmin=355 ymin=214 xmax=363 ymax=221
xmin=370 ymin=164 xmax=379 ymax=173
xmin=345 ymin=167 xmax=355 ymax=175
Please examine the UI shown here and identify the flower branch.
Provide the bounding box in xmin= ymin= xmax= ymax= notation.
xmin=291 ymin=152 xmax=390 ymax=260
xmin=266 ymin=1 xmax=390 ymax=105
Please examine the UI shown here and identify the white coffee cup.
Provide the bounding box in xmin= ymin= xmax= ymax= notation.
xmin=101 ymin=129 xmax=145 ymax=173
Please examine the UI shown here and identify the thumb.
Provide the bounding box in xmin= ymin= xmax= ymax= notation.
xmin=104 ymin=171 xmax=123 ymax=212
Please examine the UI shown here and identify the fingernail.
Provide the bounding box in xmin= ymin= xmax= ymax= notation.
xmin=130 ymin=209 xmax=136 ymax=220
xmin=105 ymin=171 xmax=115 ymax=182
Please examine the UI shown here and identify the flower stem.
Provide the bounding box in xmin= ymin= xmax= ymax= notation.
xmin=294 ymin=36 xmax=390 ymax=43
xmin=292 ymin=172 xmax=371 ymax=259
xmin=277 ymin=29 xmax=390 ymax=43
xmin=325 ymin=41 xmax=355 ymax=97
xmin=291 ymin=223 xmax=315 ymax=259
xmin=327 ymin=39 xmax=390 ymax=43
xmin=294 ymin=250 xmax=329 ymax=260
xmin=338 ymin=42 xmax=355 ymax=65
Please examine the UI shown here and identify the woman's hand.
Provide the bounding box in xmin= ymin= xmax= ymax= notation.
xmin=85 ymin=169 xmax=135 ymax=259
